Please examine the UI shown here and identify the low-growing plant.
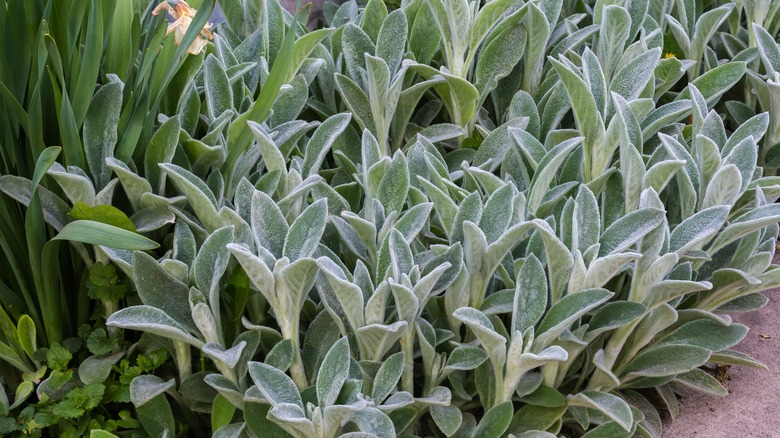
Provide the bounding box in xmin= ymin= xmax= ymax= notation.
xmin=0 ymin=324 xmax=173 ymax=437
xmin=2 ymin=0 xmax=780 ymax=436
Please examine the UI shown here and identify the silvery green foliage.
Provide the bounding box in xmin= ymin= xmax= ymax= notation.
xmin=0 ymin=77 xmax=183 ymax=244
xmin=95 ymin=0 xmax=780 ymax=436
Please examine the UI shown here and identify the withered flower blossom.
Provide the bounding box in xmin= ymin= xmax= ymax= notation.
xmin=152 ymin=0 xmax=213 ymax=55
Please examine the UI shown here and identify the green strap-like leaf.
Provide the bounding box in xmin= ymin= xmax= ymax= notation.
xmin=53 ymin=220 xmax=157 ymax=250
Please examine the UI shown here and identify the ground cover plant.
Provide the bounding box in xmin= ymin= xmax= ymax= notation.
xmin=1 ymin=0 xmax=780 ymax=436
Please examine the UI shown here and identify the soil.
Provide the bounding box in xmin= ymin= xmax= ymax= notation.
xmin=662 ymin=287 xmax=780 ymax=437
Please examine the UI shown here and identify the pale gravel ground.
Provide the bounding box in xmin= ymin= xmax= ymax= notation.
xmin=663 ymin=287 xmax=780 ymax=437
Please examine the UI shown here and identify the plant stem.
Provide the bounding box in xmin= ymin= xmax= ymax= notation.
xmin=281 ymin=317 xmax=308 ymax=389
xmin=586 ymin=319 xmax=639 ymax=391
xmin=216 ymin=361 xmax=238 ymax=385
xmin=492 ymin=362 xmax=505 ymax=409
xmin=401 ymin=329 xmax=415 ymax=394
xmin=103 ymin=299 xmax=119 ymax=338
xmin=290 ymin=348 xmax=307 ymax=389
xmin=174 ymin=340 xmax=192 ymax=382
xmin=745 ymin=24 xmax=758 ymax=111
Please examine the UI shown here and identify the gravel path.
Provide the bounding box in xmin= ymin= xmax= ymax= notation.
xmin=663 ymin=288 xmax=780 ymax=437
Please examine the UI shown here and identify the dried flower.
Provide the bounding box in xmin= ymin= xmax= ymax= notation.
xmin=152 ymin=0 xmax=213 ymax=55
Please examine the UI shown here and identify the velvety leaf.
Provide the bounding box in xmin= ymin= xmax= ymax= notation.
xmin=512 ymin=254 xmax=547 ymax=334
xmin=444 ymin=346 xmax=489 ymax=372
xmin=204 ymin=55 xmax=233 ymax=119
xmin=302 ymin=113 xmax=352 ymax=178
xmin=709 ymin=204 xmax=780 ymax=254
xmin=657 ymin=319 xmax=747 ymax=352
xmin=721 ymin=137 xmax=757 ymax=193
xmin=268 ymin=402 xmax=316 ymax=437
xmin=83 ymin=81 xmax=122 ymax=189
xmin=0 ymin=175 xmax=71 ymax=230
xmin=430 ymin=404 xmax=462 ymax=436
xmin=620 ymin=345 xmax=711 ymax=378
xmin=475 ymin=24 xmax=526 ymax=99
xmin=266 ymin=339 xmax=295 ymax=372
xmin=701 ymin=164 xmax=741 ymax=209
xmin=317 ymin=337 xmax=350 ymax=407
xmin=377 ymin=150 xmax=410 ymax=214
xmin=598 ymin=5 xmax=631 ymax=78
xmin=361 ymin=0 xmax=388 ymax=41
xmin=160 ymin=163 xmax=221 ymax=231
xmin=508 ymin=404 xmax=567 ymax=434
xmin=372 ymin=351 xmax=404 ymax=402
xmin=78 ymin=352 xmax=124 ymax=385
xmin=343 ymin=24 xmax=376 ymax=81
xmin=567 ymin=391 xmax=633 ymax=431
xmin=550 ymin=58 xmax=605 ymax=181
xmin=709 ymin=350 xmax=768 ymax=371
xmin=526 ymin=137 xmax=582 ymax=215
xmin=678 ymin=62 xmax=746 ymax=105
xmin=587 ymin=302 xmax=647 ymax=337
xmin=247 ymin=361 xmax=303 ymax=408
xmin=144 ymin=116 xmax=181 ymax=193
xmin=129 ymin=375 xmax=175 ymax=407
xmin=754 ymin=23 xmax=780 ymax=74
xmin=131 ymin=252 xmax=195 ymax=331
xmin=347 ymin=407 xmax=395 ymax=438
xmin=203 ymin=342 xmax=246 ymax=369
xmin=599 ymin=208 xmax=665 ymax=256
xmin=193 ymin=226 xmax=234 ymax=326
xmin=106 ymin=306 xmax=203 ymax=347
xmin=318 ymin=257 xmax=366 ymax=333
xmin=453 ymin=307 xmax=506 ymax=370
xmin=283 ymin=199 xmax=328 ymax=261
xmin=395 ymin=202 xmax=433 ymax=242
xmin=251 ymin=190 xmax=288 ymax=259
xmin=574 ymin=185 xmax=600 ymax=252
xmin=472 ymin=401 xmax=513 ymax=438
xmin=336 ymin=74 xmax=374 ymax=132
xmin=674 ymin=368 xmax=727 ymax=396
xmin=534 ymin=289 xmax=613 ymax=349
xmin=135 ymin=391 xmax=175 ymax=437
xmin=376 ymin=10 xmax=407 ymax=74
xmin=212 ymin=423 xmax=245 ymax=438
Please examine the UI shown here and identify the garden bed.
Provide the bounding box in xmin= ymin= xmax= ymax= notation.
xmin=1 ymin=0 xmax=780 ymax=437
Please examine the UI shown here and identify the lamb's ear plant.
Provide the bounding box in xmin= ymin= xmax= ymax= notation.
xmin=336 ymin=8 xmax=412 ymax=155
xmin=241 ymin=337 xmax=411 ymax=437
